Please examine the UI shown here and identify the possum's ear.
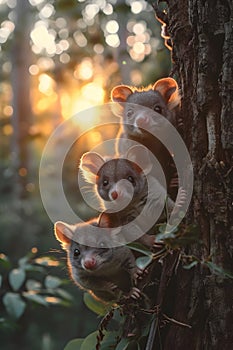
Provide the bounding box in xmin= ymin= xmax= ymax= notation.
xmin=153 ymin=77 xmax=180 ymax=110
xmin=111 ymin=85 xmax=133 ymax=103
xmin=80 ymin=152 xmax=105 ymax=183
xmin=126 ymin=145 xmax=152 ymax=175
xmin=54 ymin=221 xmax=75 ymax=248
xmin=98 ymin=212 xmax=121 ymax=235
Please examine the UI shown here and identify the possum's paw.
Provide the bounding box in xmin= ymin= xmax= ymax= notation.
xmin=105 ymin=281 xmax=118 ymax=291
xmin=129 ymin=287 xmax=142 ymax=300
xmin=134 ymin=267 xmax=148 ymax=281
xmin=152 ymin=241 xmax=165 ymax=250
xmin=169 ymin=174 xmax=179 ymax=188
xmin=177 ymin=117 xmax=184 ymax=130
xmin=176 ymin=187 xmax=187 ymax=207
xmin=171 ymin=187 xmax=187 ymax=218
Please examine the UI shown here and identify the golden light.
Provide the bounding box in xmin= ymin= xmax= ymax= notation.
xmin=35 ymin=96 xmax=57 ymax=113
xmin=75 ymin=59 xmax=93 ymax=80
xmin=103 ymin=3 xmax=113 ymax=15
xmin=133 ymin=22 xmax=146 ymax=35
xmin=38 ymin=74 xmax=55 ymax=95
xmin=133 ymin=42 xmax=145 ymax=54
xmin=60 ymin=79 xmax=105 ymax=132
xmin=31 ymin=247 xmax=38 ymax=254
xmin=106 ymin=34 xmax=120 ymax=48
xmin=131 ymin=1 xmax=144 ymax=14
xmin=40 ymin=3 xmax=54 ymax=18
xmin=73 ymin=30 xmax=87 ymax=48
xmin=2 ymin=124 xmax=13 ymax=135
xmin=130 ymin=69 xmax=143 ymax=85
xmin=90 ymin=131 xmax=102 ymax=144
xmin=3 ymin=105 xmax=13 ymax=116
xmin=84 ymin=4 xmax=99 ymax=20
xmin=35 ymin=257 xmax=59 ymax=266
xmin=106 ymin=20 xmax=119 ymax=34
xmin=60 ymin=53 xmax=70 ymax=64
xmin=26 ymin=183 xmax=36 ymax=192
xmin=61 ymin=92 xmax=71 ymax=119
xmin=81 ymin=82 xmax=105 ymax=104
xmin=30 ymin=23 xmax=56 ymax=55
xmin=56 ymin=17 xmax=67 ymax=29
xmin=29 ymin=0 xmax=44 ymax=5
xmin=93 ymin=43 xmax=104 ymax=54
xmin=19 ymin=168 xmax=27 ymax=176
xmin=45 ymin=296 xmax=61 ymax=304
xmin=29 ymin=64 xmax=39 ymax=75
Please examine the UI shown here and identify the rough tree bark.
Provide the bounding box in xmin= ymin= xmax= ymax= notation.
xmin=148 ymin=1 xmax=233 ymax=349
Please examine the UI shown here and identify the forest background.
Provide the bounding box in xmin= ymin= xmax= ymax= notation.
xmin=0 ymin=1 xmax=171 ymax=349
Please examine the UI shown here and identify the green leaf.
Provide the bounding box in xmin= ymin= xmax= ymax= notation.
xmin=183 ymin=261 xmax=198 ymax=270
xmin=64 ymin=339 xmax=84 ymax=350
xmin=205 ymin=261 xmax=233 ymax=279
xmin=26 ymin=279 xmax=42 ymax=291
xmin=136 ymin=255 xmax=153 ymax=270
xmin=9 ymin=268 xmax=26 ymax=291
xmin=80 ymin=331 xmax=118 ymax=350
xmin=158 ymin=223 xmax=167 ymax=234
xmin=127 ymin=242 xmax=152 ymax=257
xmin=3 ymin=292 xmax=26 ymax=319
xmin=24 ymin=265 xmax=45 ymax=273
xmin=80 ymin=331 xmax=98 ymax=350
xmin=83 ymin=293 xmax=111 ymax=316
xmin=155 ymin=231 xmax=176 ymax=242
xmin=45 ymin=275 xmax=62 ymax=289
xmin=23 ymin=292 xmax=48 ymax=306
xmin=115 ymin=338 xmax=130 ymax=350
xmin=0 ymin=253 xmax=11 ymax=269
xmin=18 ymin=256 xmax=29 ymax=268
xmin=55 ymin=288 xmax=74 ymax=301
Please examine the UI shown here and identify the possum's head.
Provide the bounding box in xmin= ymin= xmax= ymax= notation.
xmin=79 ymin=145 xmax=152 ymax=207
xmin=111 ymin=77 xmax=180 ymax=135
xmin=54 ymin=220 xmax=116 ymax=274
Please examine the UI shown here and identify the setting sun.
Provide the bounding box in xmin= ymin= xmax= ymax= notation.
xmin=60 ymin=78 xmax=105 ymax=130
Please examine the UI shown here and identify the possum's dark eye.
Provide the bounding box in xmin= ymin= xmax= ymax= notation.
xmin=154 ymin=105 xmax=162 ymax=114
xmin=127 ymin=176 xmax=135 ymax=185
xmin=126 ymin=109 xmax=134 ymax=118
xmin=73 ymin=248 xmax=80 ymax=257
xmin=103 ymin=179 xmax=109 ymax=186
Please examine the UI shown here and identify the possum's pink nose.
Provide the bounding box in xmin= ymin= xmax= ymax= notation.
xmin=136 ymin=116 xmax=149 ymax=128
xmin=83 ymin=258 xmax=97 ymax=270
xmin=111 ymin=191 xmax=118 ymax=200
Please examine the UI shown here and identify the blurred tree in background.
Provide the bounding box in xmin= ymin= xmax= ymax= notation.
xmin=0 ymin=0 xmax=170 ymax=349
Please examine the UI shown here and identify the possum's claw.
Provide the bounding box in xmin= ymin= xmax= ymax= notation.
xmin=169 ymin=174 xmax=179 ymax=188
xmin=134 ymin=267 xmax=148 ymax=281
xmin=176 ymin=187 xmax=187 ymax=207
xmin=129 ymin=287 xmax=142 ymax=300
xmin=105 ymin=281 xmax=118 ymax=291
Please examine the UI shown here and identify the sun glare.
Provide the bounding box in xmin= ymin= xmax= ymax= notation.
xmin=81 ymin=82 xmax=105 ymax=104
xmin=60 ymin=79 xmax=105 ymax=131
xmin=75 ymin=59 xmax=93 ymax=80
xmin=39 ymin=74 xmax=55 ymax=95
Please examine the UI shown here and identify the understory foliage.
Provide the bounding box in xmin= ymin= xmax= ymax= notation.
xmin=0 ymin=250 xmax=73 ymax=325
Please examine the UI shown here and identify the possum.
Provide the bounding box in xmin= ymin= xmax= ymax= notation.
xmin=79 ymin=145 xmax=179 ymax=239
xmin=111 ymin=77 xmax=181 ymax=200
xmin=54 ymin=218 xmax=142 ymax=303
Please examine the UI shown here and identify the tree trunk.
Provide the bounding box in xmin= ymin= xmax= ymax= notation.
xmin=11 ymin=0 xmax=33 ymax=199
xmin=150 ymin=1 xmax=233 ymax=349
xmin=114 ymin=0 xmax=131 ymax=84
